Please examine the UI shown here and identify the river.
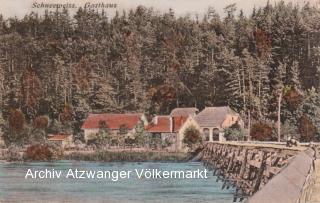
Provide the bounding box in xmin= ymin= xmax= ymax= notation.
xmin=0 ymin=161 xmax=235 ymax=203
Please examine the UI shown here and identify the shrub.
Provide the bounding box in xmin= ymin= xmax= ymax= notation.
xmin=224 ymin=123 xmax=246 ymax=141
xmin=183 ymin=125 xmax=202 ymax=151
xmin=25 ymin=144 xmax=63 ymax=161
xmin=7 ymin=145 xmax=23 ymax=161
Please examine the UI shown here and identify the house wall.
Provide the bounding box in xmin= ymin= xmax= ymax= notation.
xmin=199 ymin=127 xmax=226 ymax=142
xmin=198 ymin=114 xmax=244 ymax=143
xmin=84 ymin=129 xmax=99 ymax=143
xmin=84 ymin=128 xmax=137 ymax=143
xmin=140 ymin=115 xmax=149 ymax=126
xmin=160 ymin=133 xmax=176 ymax=151
xmin=63 ymin=136 xmax=73 ymax=148
xmin=221 ymin=114 xmax=243 ymax=128
xmin=49 ymin=136 xmax=73 ymax=148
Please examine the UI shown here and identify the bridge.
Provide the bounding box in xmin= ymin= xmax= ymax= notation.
xmin=200 ymin=141 xmax=318 ymax=203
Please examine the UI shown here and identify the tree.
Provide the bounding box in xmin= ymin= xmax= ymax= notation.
xmin=30 ymin=115 xmax=49 ymax=143
xmin=116 ymin=124 xmax=129 ymax=148
xmin=20 ymin=66 xmax=43 ymax=119
xmin=287 ymin=61 xmax=302 ymax=92
xmin=283 ymin=87 xmax=303 ymax=111
xmin=89 ymin=79 xmax=117 ymax=112
xmin=133 ymin=121 xmax=147 ymax=147
xmin=182 ymin=125 xmax=202 ymax=151
xmin=0 ymin=2 xmax=319 ymax=145
xmin=95 ymin=120 xmax=112 ymax=148
xmin=4 ymin=109 xmax=30 ymax=145
xmin=59 ymin=104 xmax=74 ymax=133
xmin=297 ymin=88 xmax=320 ymax=140
xmin=33 ymin=115 xmax=49 ymax=129
xmin=251 ymin=122 xmax=274 ymax=141
xmin=8 ymin=109 xmax=26 ymax=142
xmin=270 ymin=62 xmax=286 ymax=142
xmin=299 ymin=114 xmax=317 ymax=142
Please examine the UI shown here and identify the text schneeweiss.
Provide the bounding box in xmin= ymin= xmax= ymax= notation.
xmin=32 ymin=2 xmax=117 ymax=9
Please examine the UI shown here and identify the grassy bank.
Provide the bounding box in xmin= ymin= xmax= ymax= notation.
xmin=64 ymin=151 xmax=191 ymax=162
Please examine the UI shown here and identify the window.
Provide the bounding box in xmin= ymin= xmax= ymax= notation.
xmin=153 ymin=133 xmax=161 ymax=139
xmin=119 ymin=124 xmax=128 ymax=135
xmin=212 ymin=128 xmax=220 ymax=141
xmin=203 ymin=128 xmax=210 ymax=141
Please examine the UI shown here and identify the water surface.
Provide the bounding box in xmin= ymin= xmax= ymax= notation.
xmin=0 ymin=161 xmax=234 ymax=203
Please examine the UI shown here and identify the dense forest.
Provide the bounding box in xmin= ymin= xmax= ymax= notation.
xmin=0 ymin=1 xmax=319 ymax=144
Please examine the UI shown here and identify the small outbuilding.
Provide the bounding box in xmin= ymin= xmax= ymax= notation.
xmin=48 ymin=134 xmax=73 ymax=148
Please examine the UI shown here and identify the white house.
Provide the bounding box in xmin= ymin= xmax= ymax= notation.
xmin=195 ymin=106 xmax=244 ymax=142
xmin=146 ymin=114 xmax=201 ymax=152
xmin=81 ymin=113 xmax=148 ymax=143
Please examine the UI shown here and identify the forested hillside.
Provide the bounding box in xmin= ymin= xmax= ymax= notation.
xmin=0 ymin=1 xmax=319 ymax=143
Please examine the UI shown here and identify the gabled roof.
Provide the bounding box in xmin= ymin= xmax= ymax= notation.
xmin=195 ymin=106 xmax=237 ymax=128
xmin=170 ymin=107 xmax=199 ymax=117
xmin=173 ymin=116 xmax=189 ymax=132
xmin=81 ymin=113 xmax=143 ymax=130
xmin=145 ymin=115 xmax=189 ymax=133
xmin=48 ymin=134 xmax=72 ymax=141
xmin=146 ymin=116 xmax=171 ymax=133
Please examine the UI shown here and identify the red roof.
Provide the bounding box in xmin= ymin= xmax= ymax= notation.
xmin=48 ymin=134 xmax=71 ymax=141
xmin=146 ymin=116 xmax=171 ymax=133
xmin=173 ymin=116 xmax=189 ymax=132
xmin=81 ymin=113 xmax=143 ymax=130
xmin=146 ymin=116 xmax=189 ymax=133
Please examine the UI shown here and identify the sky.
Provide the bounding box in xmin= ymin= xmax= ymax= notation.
xmin=0 ymin=0 xmax=318 ymax=19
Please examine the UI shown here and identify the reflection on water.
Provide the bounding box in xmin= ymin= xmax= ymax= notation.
xmin=0 ymin=161 xmax=234 ymax=203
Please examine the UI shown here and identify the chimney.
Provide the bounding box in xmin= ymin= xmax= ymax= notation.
xmin=169 ymin=116 xmax=173 ymax=133
xmin=154 ymin=116 xmax=158 ymax=125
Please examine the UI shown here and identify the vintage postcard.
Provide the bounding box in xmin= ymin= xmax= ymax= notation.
xmin=0 ymin=0 xmax=319 ymax=202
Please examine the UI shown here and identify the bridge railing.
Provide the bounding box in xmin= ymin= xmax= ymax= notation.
xmin=297 ymin=146 xmax=318 ymax=203
xmin=219 ymin=141 xmax=320 ymax=146
xmin=248 ymin=148 xmax=316 ymax=203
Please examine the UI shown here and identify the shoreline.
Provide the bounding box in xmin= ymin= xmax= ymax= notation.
xmin=1 ymin=150 xmax=192 ymax=163
xmin=64 ymin=150 xmax=192 ymax=163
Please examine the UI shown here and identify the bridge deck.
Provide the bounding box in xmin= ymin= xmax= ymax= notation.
xmin=203 ymin=141 xmax=318 ymax=202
